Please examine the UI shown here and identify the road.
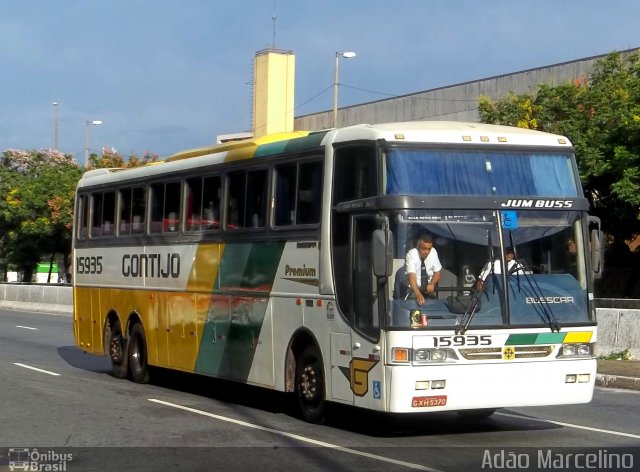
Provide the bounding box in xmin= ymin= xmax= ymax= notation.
xmin=0 ymin=308 xmax=638 ymax=471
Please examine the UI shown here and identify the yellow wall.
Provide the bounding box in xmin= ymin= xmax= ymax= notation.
xmin=253 ymin=49 xmax=295 ymax=138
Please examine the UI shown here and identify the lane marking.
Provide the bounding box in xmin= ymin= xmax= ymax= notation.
xmin=148 ymin=398 xmax=443 ymax=472
xmin=13 ymin=363 xmax=61 ymax=376
xmin=497 ymin=411 xmax=640 ymax=439
xmin=16 ymin=325 xmax=38 ymax=330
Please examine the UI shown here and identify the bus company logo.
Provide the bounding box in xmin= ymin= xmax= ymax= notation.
xmin=282 ymin=264 xmax=319 ymax=287
xmin=339 ymin=358 xmax=379 ymax=397
xmin=8 ymin=448 xmax=73 ymax=471
xmin=284 ymin=264 xmax=316 ymax=277
xmin=121 ymin=252 xmax=181 ymax=278
xmin=500 ymin=199 xmax=574 ymax=208
xmin=502 ymin=346 xmax=516 ymax=360
xmin=526 ymin=296 xmax=575 ymax=304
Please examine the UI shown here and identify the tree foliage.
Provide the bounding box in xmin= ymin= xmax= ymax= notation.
xmin=1 ymin=147 xmax=159 ymax=281
xmin=479 ymin=52 xmax=640 ymax=240
xmin=0 ymin=149 xmax=82 ymax=280
xmin=88 ymin=148 xmax=158 ymax=169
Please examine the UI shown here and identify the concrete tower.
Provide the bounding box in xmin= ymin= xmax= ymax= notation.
xmin=252 ymin=49 xmax=295 ymax=138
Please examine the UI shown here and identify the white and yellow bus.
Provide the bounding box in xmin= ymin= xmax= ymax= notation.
xmin=73 ymin=121 xmax=602 ymax=423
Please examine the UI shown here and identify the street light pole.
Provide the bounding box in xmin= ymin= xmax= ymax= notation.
xmin=52 ymin=102 xmax=59 ymax=150
xmin=332 ymin=51 xmax=356 ymax=128
xmin=84 ymin=120 xmax=103 ymax=167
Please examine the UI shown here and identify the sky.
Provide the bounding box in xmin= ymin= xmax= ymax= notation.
xmin=1 ymin=0 xmax=640 ymax=161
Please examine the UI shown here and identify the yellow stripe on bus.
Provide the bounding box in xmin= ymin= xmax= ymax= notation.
xmin=563 ymin=331 xmax=592 ymax=343
xmin=187 ymin=243 xmax=223 ymax=292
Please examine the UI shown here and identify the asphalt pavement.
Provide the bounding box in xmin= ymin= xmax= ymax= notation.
xmin=597 ymin=360 xmax=640 ymax=391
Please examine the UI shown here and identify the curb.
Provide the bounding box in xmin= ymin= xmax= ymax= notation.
xmin=596 ymin=373 xmax=640 ymax=391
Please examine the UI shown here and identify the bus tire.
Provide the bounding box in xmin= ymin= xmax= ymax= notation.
xmin=108 ymin=319 xmax=128 ymax=379
xmin=128 ymin=322 xmax=149 ymax=384
xmin=295 ymin=345 xmax=326 ymax=424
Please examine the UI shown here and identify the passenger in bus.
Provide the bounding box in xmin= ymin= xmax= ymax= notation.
xmin=404 ymin=234 xmax=442 ymax=306
xmin=228 ymin=198 xmax=239 ymax=228
xmin=476 ymin=247 xmax=525 ymax=290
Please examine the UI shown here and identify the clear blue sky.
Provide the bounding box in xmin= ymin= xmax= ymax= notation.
xmin=1 ymin=0 xmax=639 ymax=160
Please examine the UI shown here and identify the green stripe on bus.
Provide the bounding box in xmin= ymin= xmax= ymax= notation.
xmin=534 ymin=332 xmax=566 ymax=344
xmin=505 ymin=333 xmax=539 ymax=345
xmin=505 ymin=333 xmax=567 ymax=345
xmin=194 ymin=241 xmax=285 ymax=379
xmin=255 ymin=132 xmax=327 ymax=158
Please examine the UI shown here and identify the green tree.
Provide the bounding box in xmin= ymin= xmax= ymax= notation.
xmin=0 ymin=149 xmax=82 ymax=281
xmin=88 ymin=148 xmax=158 ymax=169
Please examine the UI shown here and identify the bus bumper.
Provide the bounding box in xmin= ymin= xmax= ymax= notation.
xmin=385 ymin=358 xmax=596 ymax=413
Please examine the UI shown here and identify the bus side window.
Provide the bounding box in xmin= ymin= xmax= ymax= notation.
xmin=274 ymin=159 xmax=322 ymax=227
xmin=202 ymin=175 xmax=220 ymax=230
xmin=78 ymin=194 xmax=89 ymax=240
xmin=186 ymin=177 xmax=203 ymax=231
xmin=246 ymin=169 xmax=267 ymax=228
xmin=91 ymin=193 xmax=104 ymax=238
xmin=297 ymin=160 xmax=322 ymax=225
xmin=275 ymin=163 xmax=296 ymax=226
xmin=119 ymin=188 xmax=132 ymax=235
xmin=150 ymin=183 xmax=165 ymax=233
xmin=102 ymin=192 xmax=116 ymax=237
xmin=90 ymin=192 xmax=115 ymax=238
xmin=163 ymin=181 xmax=181 ymax=233
xmin=227 ymin=171 xmax=245 ymax=229
xmin=131 ymin=187 xmax=146 ymax=234
xmin=226 ymin=169 xmax=266 ymax=229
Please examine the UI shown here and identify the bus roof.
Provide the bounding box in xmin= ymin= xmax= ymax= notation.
xmin=331 ymin=121 xmax=573 ymax=148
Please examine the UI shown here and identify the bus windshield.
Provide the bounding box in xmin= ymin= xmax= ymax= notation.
xmin=386 ymin=209 xmax=590 ymax=329
xmin=385 ymin=148 xmax=580 ymax=197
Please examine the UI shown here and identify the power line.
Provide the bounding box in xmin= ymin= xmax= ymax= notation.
xmin=340 ymin=83 xmax=481 ymax=103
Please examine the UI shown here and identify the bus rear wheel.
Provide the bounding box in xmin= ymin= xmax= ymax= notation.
xmin=128 ymin=323 xmax=149 ymax=384
xmin=295 ymin=346 xmax=326 ymax=424
xmin=108 ymin=319 xmax=128 ymax=379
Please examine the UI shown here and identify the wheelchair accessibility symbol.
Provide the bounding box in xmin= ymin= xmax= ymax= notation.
xmin=500 ymin=210 xmax=519 ymax=230
xmin=373 ymin=380 xmax=381 ymax=399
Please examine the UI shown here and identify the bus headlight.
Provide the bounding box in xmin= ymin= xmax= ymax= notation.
xmin=412 ymin=348 xmax=457 ymax=364
xmin=391 ymin=348 xmax=458 ymax=364
xmin=557 ymin=343 xmax=594 ymax=358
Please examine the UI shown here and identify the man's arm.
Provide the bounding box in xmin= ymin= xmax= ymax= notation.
xmin=408 ymin=272 xmax=425 ymax=305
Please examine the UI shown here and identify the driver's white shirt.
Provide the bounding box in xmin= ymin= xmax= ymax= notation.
xmin=404 ymin=247 xmax=442 ymax=288
xmin=479 ymin=259 xmax=525 ymax=281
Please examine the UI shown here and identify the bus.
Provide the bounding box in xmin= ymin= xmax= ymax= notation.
xmin=72 ymin=121 xmax=602 ymax=423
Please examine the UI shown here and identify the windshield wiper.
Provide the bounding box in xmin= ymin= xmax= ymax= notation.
xmin=454 ymin=288 xmax=483 ymax=335
xmin=455 ymin=229 xmax=492 ymax=334
xmin=508 ymin=233 xmax=561 ymax=332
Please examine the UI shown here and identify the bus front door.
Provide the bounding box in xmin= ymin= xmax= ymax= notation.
xmin=350 ymin=215 xmax=385 ymax=411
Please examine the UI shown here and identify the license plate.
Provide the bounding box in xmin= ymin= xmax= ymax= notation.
xmin=411 ymin=395 xmax=447 ymax=408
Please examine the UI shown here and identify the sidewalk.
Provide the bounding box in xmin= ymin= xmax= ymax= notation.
xmin=596 ymin=360 xmax=640 ymax=391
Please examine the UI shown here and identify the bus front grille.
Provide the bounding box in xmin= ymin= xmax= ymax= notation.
xmin=459 ymin=345 xmax=554 ymax=360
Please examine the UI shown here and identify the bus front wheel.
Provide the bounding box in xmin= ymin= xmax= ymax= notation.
xmin=295 ymin=346 xmax=326 ymax=424
xmin=108 ymin=319 xmax=128 ymax=379
xmin=128 ymin=323 xmax=149 ymax=384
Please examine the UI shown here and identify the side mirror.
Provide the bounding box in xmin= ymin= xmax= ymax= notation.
xmin=372 ymin=229 xmax=393 ymax=277
xmin=588 ymin=216 xmax=603 ymax=279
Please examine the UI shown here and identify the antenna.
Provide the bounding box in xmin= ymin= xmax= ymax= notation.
xmin=272 ymin=0 xmax=277 ymax=48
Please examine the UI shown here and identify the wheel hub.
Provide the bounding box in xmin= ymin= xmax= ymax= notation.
xmin=110 ymin=336 xmax=122 ymax=364
xmin=300 ymin=365 xmax=317 ymax=401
